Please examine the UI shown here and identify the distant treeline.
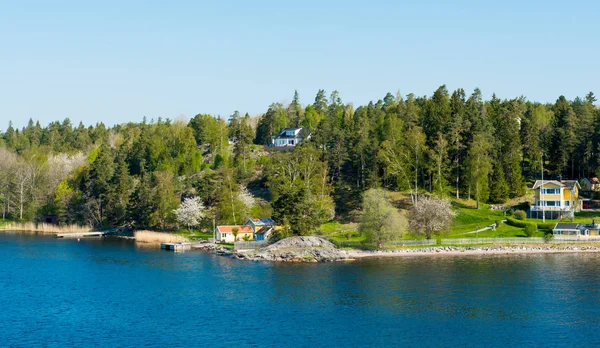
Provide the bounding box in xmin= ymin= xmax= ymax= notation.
xmin=0 ymin=86 xmax=597 ymax=234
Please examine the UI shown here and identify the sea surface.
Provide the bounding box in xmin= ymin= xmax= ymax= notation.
xmin=1 ymin=233 xmax=600 ymax=347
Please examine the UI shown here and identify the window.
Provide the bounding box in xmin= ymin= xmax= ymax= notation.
xmin=539 ymin=200 xmax=560 ymax=207
xmin=565 ymin=201 xmax=570 ymax=206
xmin=542 ymin=188 xmax=558 ymax=194
xmin=288 ymin=139 xmax=294 ymax=145
xmin=222 ymin=233 xmax=226 ymax=238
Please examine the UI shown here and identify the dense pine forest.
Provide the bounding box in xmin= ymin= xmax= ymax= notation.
xmin=0 ymin=86 xmax=598 ymax=234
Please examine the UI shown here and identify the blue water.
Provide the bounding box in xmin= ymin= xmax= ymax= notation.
xmin=1 ymin=234 xmax=600 ymax=347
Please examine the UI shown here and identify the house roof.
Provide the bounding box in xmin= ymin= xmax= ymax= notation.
xmin=274 ymin=128 xmax=306 ymax=139
xmin=532 ymin=180 xmax=580 ymax=190
xmin=216 ymin=225 xmax=254 ymax=233
xmin=553 ymin=223 xmax=579 ymax=230
xmin=532 ymin=180 xmax=563 ymax=189
xmin=255 ymin=226 xmax=274 ymax=235
xmin=247 ymin=218 xmax=275 ymax=226
xmin=561 ymin=180 xmax=579 ymax=190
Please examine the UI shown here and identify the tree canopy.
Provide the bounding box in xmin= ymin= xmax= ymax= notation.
xmin=1 ymin=87 xmax=598 ymax=233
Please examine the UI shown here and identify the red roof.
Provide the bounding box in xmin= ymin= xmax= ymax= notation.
xmin=216 ymin=225 xmax=253 ymax=233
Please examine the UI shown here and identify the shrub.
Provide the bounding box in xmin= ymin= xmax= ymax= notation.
xmin=505 ymin=217 xmax=528 ymax=228
xmin=537 ymin=222 xmax=555 ymax=231
xmin=495 ymin=220 xmax=502 ymax=228
xmin=544 ymin=233 xmax=555 ymax=243
xmin=514 ymin=210 xmax=527 ymax=220
xmin=524 ymin=224 xmax=537 ymax=237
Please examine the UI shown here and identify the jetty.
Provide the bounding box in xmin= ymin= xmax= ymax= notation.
xmin=160 ymin=242 xmax=193 ymax=252
xmin=55 ymin=229 xmax=118 ymax=238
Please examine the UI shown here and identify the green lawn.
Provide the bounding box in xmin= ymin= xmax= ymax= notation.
xmin=320 ymin=221 xmax=356 ymax=234
xmin=449 ymin=202 xmax=506 ymax=234
xmin=320 ymin=193 xmax=600 ymax=246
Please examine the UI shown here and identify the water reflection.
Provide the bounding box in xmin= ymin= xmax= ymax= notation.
xmin=3 ymin=233 xmax=600 ymax=346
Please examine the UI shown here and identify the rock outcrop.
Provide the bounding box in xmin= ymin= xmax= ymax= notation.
xmin=234 ymin=236 xmax=351 ymax=262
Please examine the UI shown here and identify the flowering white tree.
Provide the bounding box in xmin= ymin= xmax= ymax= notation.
xmin=173 ymin=197 xmax=206 ymax=231
xmin=408 ymin=196 xmax=456 ymax=239
xmin=238 ymin=185 xmax=256 ymax=208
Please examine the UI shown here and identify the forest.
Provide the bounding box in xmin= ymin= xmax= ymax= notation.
xmin=0 ymin=86 xmax=598 ymax=235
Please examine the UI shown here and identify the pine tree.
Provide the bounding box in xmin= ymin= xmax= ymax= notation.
xmin=466 ymin=133 xmax=492 ymax=209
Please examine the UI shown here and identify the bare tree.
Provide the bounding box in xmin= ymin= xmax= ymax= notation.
xmin=0 ymin=148 xmax=18 ymax=219
xmin=408 ymin=196 xmax=456 ymax=239
xmin=13 ymin=158 xmax=33 ymax=220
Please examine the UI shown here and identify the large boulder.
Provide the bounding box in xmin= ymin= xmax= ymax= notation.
xmin=238 ymin=236 xmax=351 ymax=262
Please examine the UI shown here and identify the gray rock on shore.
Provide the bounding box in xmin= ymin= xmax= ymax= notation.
xmin=235 ymin=236 xmax=351 ymax=262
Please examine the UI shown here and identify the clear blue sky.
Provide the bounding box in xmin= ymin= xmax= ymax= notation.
xmin=1 ymin=0 xmax=598 ymax=129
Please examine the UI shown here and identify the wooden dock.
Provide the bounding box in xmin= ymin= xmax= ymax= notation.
xmin=55 ymin=229 xmax=118 ymax=238
xmin=160 ymin=242 xmax=193 ymax=252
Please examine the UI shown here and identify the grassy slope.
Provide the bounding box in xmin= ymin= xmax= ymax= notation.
xmin=320 ymin=193 xmax=558 ymax=241
xmin=321 ymin=190 xmax=600 ymax=245
xmin=448 ymin=201 xmax=531 ymax=237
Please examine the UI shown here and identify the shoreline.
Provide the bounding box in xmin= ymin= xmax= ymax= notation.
xmin=5 ymin=231 xmax=600 ymax=260
xmin=347 ymin=245 xmax=600 ymax=259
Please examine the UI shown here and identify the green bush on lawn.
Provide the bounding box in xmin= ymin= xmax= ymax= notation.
xmin=524 ymin=224 xmax=537 ymax=237
xmin=514 ymin=210 xmax=527 ymax=220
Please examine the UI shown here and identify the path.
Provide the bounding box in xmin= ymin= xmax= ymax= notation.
xmin=456 ymin=220 xmax=507 ymax=236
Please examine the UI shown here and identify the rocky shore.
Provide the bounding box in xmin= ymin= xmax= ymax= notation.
xmin=233 ymin=236 xmax=352 ymax=262
xmin=230 ymin=238 xmax=600 ymax=262
xmin=191 ymin=242 xmax=228 ymax=253
xmin=348 ymin=244 xmax=600 ymax=258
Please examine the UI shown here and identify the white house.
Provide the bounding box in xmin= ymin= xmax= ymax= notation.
xmin=271 ymin=128 xmax=309 ymax=147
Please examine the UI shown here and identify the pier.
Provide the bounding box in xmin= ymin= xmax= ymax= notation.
xmin=160 ymin=242 xmax=193 ymax=252
xmin=55 ymin=229 xmax=118 ymax=238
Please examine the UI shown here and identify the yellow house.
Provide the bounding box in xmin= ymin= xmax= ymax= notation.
xmin=215 ymin=225 xmax=254 ymax=243
xmin=531 ymin=180 xmax=582 ymax=218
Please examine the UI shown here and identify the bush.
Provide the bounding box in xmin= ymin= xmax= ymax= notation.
xmin=514 ymin=210 xmax=527 ymax=220
xmin=495 ymin=220 xmax=502 ymax=228
xmin=505 ymin=217 xmax=528 ymax=228
xmin=544 ymin=233 xmax=555 ymax=243
xmin=524 ymin=224 xmax=537 ymax=237
xmin=537 ymin=222 xmax=555 ymax=231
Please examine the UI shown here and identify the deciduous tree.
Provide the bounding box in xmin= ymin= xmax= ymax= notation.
xmin=359 ymin=188 xmax=406 ymax=248
xmin=408 ymin=196 xmax=455 ymax=239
